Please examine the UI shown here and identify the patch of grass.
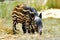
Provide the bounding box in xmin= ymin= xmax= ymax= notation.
xmin=43 ymin=18 xmax=60 ymax=36
xmin=0 ymin=18 xmax=60 ymax=40
xmin=0 ymin=1 xmax=48 ymax=18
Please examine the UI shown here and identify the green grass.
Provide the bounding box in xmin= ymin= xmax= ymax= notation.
xmin=0 ymin=0 xmax=58 ymax=18
xmin=42 ymin=18 xmax=60 ymax=40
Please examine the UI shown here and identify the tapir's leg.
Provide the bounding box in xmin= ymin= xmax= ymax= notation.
xmin=13 ymin=20 xmax=17 ymax=34
xmin=22 ymin=22 xmax=26 ymax=33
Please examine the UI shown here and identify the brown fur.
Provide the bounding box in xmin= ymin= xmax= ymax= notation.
xmin=12 ymin=4 xmax=38 ymax=34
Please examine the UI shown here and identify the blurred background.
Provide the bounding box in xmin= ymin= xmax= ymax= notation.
xmin=0 ymin=0 xmax=60 ymax=40
xmin=0 ymin=0 xmax=60 ymax=18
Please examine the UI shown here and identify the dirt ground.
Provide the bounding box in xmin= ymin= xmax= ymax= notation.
xmin=0 ymin=19 xmax=41 ymax=40
xmin=0 ymin=18 xmax=60 ymax=40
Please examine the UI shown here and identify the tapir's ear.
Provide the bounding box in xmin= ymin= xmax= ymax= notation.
xmin=39 ymin=13 xmax=42 ymax=19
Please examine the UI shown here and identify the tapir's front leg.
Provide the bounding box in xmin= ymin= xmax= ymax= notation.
xmin=22 ymin=22 xmax=26 ymax=33
xmin=13 ymin=20 xmax=17 ymax=34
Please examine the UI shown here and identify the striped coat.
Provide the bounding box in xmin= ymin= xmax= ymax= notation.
xmin=12 ymin=4 xmax=32 ymax=34
xmin=12 ymin=4 xmax=42 ymax=34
